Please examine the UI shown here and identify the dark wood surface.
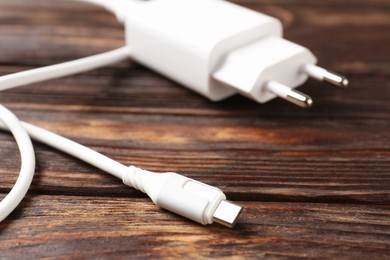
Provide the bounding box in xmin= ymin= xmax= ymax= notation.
xmin=0 ymin=0 xmax=389 ymax=259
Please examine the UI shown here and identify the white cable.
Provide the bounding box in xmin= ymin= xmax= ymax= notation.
xmin=20 ymin=122 xmax=127 ymax=179
xmin=0 ymin=105 xmax=35 ymax=222
xmin=0 ymin=3 xmax=132 ymax=222
xmin=0 ymin=44 xmax=131 ymax=221
xmin=0 ymin=116 xmax=243 ymax=227
xmin=0 ymin=46 xmax=131 ymax=92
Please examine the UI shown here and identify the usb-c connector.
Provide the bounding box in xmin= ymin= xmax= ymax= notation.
xmin=212 ymin=200 xmax=243 ymax=228
xmin=122 ymin=168 xmax=244 ymax=228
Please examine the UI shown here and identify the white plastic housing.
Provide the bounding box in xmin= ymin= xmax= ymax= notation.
xmin=125 ymin=0 xmax=282 ymax=101
xmin=213 ymin=37 xmax=316 ymax=103
xmin=156 ymin=173 xmax=225 ymax=225
xmin=122 ymin=167 xmax=225 ymax=225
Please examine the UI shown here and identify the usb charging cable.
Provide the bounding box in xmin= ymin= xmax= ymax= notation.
xmin=0 ymin=114 xmax=242 ymax=227
xmin=0 ymin=0 xmax=348 ymax=226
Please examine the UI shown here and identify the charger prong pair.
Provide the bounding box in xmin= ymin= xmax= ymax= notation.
xmin=266 ymin=65 xmax=348 ymax=108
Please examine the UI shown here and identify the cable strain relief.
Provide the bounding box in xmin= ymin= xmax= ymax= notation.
xmin=123 ymin=165 xmax=147 ymax=193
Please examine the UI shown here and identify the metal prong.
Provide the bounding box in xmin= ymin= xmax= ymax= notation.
xmin=323 ymin=70 xmax=349 ymax=88
xmin=302 ymin=64 xmax=349 ymax=88
xmin=266 ymin=81 xmax=313 ymax=108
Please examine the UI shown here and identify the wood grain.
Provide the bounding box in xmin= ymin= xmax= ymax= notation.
xmin=0 ymin=0 xmax=389 ymax=259
xmin=1 ymin=196 xmax=390 ymax=259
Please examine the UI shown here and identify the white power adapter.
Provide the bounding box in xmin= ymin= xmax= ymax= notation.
xmin=0 ymin=0 xmax=349 ymax=227
xmin=123 ymin=0 xmax=347 ymax=107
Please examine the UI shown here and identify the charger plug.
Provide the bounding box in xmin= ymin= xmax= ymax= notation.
xmin=123 ymin=0 xmax=348 ymax=108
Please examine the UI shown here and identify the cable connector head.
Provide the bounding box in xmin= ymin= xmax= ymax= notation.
xmin=154 ymin=173 xmax=243 ymax=228
xmin=123 ymin=167 xmax=243 ymax=228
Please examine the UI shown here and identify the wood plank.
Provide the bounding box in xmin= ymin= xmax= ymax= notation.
xmin=1 ymin=196 xmax=389 ymax=259
xmin=0 ymin=117 xmax=389 ymax=203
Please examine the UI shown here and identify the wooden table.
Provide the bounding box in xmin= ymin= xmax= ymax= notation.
xmin=0 ymin=0 xmax=389 ymax=258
